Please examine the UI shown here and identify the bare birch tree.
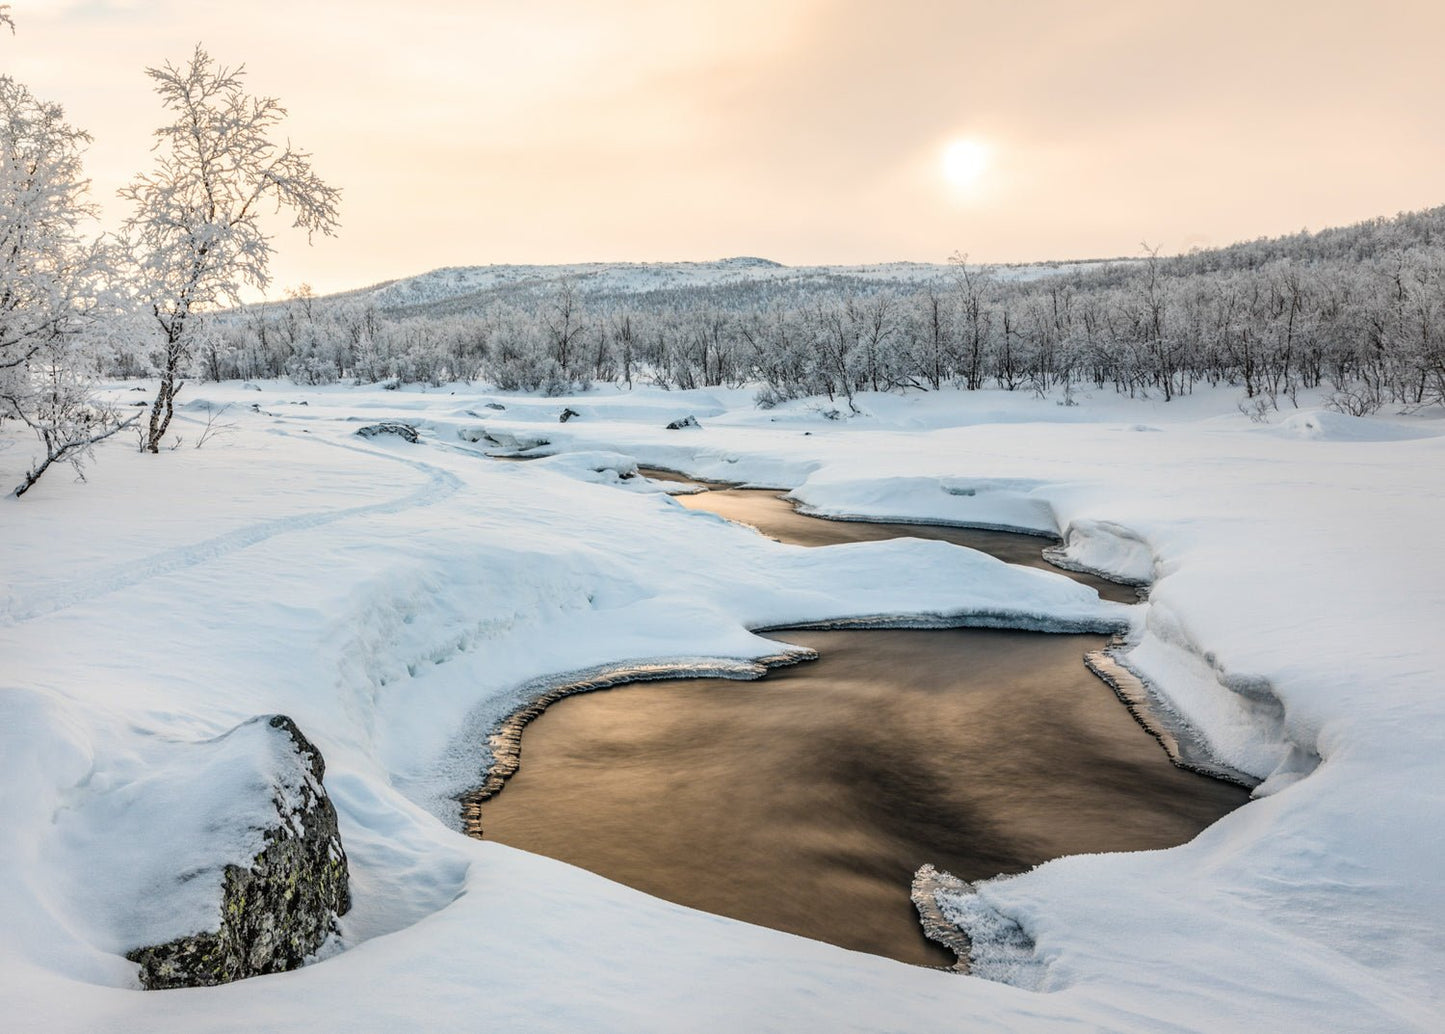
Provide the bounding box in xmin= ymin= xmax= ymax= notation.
xmin=1 ymin=58 xmax=132 ymax=497
xmin=123 ymin=45 xmax=340 ymax=453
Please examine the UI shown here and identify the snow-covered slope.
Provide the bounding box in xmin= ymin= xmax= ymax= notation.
xmin=360 ymin=256 xmax=1110 ymax=311
xmin=2 ymin=382 xmax=1443 ymax=1032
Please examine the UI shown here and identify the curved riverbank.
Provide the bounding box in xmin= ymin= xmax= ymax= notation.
xmin=461 ymin=464 xmax=1249 ymax=967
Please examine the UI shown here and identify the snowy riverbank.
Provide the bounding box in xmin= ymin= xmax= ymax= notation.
xmin=2 ymin=381 xmax=1442 ymax=1032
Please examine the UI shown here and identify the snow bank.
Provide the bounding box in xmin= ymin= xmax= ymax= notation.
xmin=1044 ymin=518 xmax=1154 ymax=585
xmin=1270 ymin=408 xmax=1438 ymax=442
xmin=791 ymin=474 xmax=1061 ymax=537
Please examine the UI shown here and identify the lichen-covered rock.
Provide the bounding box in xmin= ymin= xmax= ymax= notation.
xmin=126 ymin=716 xmax=351 ymax=990
xmin=355 ymin=421 xmax=419 ymax=443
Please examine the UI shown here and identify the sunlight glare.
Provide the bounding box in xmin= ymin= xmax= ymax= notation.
xmin=941 ymin=138 xmax=991 ymax=191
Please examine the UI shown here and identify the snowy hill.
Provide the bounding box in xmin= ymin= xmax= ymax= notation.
xmin=353 ymin=256 xmax=1111 ymax=314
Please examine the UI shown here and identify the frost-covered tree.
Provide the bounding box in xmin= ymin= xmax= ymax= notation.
xmin=158 ymin=203 xmax=1445 ymax=415
xmin=123 ymin=45 xmax=340 ymax=452
xmin=0 ymin=60 xmax=130 ymax=497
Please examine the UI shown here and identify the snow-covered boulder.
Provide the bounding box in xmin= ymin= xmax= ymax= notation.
xmin=665 ymin=415 xmax=701 ymax=430
xmin=355 ymin=421 xmax=419 ymax=443
xmin=471 ymin=427 xmax=552 ymax=454
xmin=531 ymin=450 xmax=646 ymax=488
xmin=124 ymin=715 xmax=351 ymax=990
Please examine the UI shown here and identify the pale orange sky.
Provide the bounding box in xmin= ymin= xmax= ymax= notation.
xmin=7 ymin=0 xmax=1444 ymax=297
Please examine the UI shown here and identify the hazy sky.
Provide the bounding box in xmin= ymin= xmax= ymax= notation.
xmin=7 ymin=0 xmax=1444 ymax=296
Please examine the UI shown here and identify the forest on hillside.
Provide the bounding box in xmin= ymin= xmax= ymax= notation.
xmin=191 ymin=207 xmax=1445 ymax=418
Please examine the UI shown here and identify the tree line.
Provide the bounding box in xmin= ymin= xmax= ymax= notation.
xmin=194 ymin=207 xmax=1445 ymax=419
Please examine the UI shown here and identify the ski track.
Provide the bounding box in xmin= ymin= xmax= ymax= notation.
xmin=0 ymin=434 xmax=463 ymax=628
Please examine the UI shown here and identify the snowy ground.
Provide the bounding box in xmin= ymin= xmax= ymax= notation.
xmin=2 ymin=380 xmax=1442 ymax=1032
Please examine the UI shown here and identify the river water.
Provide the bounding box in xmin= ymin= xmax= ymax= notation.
xmin=469 ymin=473 xmax=1248 ymax=966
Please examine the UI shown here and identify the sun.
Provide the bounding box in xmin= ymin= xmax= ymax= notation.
xmin=941 ymin=138 xmax=991 ymax=190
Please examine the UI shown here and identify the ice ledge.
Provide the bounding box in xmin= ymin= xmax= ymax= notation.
xmin=757 ymin=610 xmax=1129 ymax=635
xmin=1085 ymin=640 xmax=1260 ymax=788
xmin=1119 ymin=616 xmax=1324 ymax=792
xmin=912 ymin=864 xmax=1049 ymax=989
xmin=1044 ymin=518 xmax=1155 ymax=587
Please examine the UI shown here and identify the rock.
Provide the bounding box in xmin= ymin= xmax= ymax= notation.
xmin=355 ymin=421 xmax=419 ymax=443
xmin=484 ymin=402 xmax=507 ymax=411
xmin=126 ymin=716 xmax=351 ymax=990
xmin=665 ymin=415 xmax=701 ymax=430
xmin=559 ymin=408 xmax=580 ymax=423
xmin=478 ymin=430 xmax=550 ymax=453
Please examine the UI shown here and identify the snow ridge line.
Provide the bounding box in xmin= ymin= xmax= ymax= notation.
xmin=790 ymin=503 xmax=1060 ymax=539
xmin=758 ymin=611 xmax=1129 ymax=635
xmin=0 ymin=437 xmax=463 ymax=628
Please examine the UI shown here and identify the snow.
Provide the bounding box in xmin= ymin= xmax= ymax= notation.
xmin=2 ymin=379 xmax=1443 ymax=1031
xmin=357 ymin=256 xmax=1118 ymax=310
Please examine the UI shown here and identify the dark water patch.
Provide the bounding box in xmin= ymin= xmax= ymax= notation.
xmin=458 ymin=653 xmax=808 ymax=824
xmin=467 ymin=461 xmax=1240 ymax=968
xmin=471 ymin=628 xmax=1249 ymax=967
xmin=669 ymin=486 xmax=1139 ymax=604
xmin=637 ymin=465 xmax=742 ymax=489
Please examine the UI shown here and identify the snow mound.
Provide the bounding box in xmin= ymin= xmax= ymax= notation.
xmin=1047 ymin=519 xmax=1154 ymax=586
xmin=531 ymin=451 xmax=663 ymax=491
xmin=793 ymin=475 xmax=1059 ymax=536
xmin=1122 ymin=607 xmax=1320 ymax=788
xmin=1272 ymin=409 xmax=1436 ymax=441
